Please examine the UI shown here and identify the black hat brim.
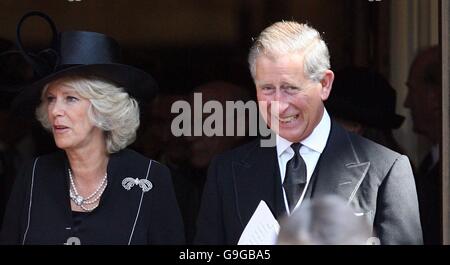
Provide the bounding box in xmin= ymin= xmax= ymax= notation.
xmin=327 ymin=103 xmax=405 ymax=129
xmin=12 ymin=63 xmax=158 ymax=116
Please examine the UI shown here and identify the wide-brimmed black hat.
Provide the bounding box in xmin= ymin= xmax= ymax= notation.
xmin=326 ymin=67 xmax=404 ymax=129
xmin=11 ymin=11 xmax=158 ymax=115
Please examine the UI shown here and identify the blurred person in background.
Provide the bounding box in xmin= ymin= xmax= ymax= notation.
xmin=277 ymin=195 xmax=372 ymax=245
xmin=404 ymin=45 xmax=442 ymax=245
xmin=326 ymin=66 xmax=405 ymax=154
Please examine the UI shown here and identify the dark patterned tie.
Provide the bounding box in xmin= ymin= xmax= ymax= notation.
xmin=283 ymin=143 xmax=307 ymax=212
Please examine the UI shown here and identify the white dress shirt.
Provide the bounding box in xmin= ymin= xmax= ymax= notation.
xmin=276 ymin=109 xmax=331 ymax=215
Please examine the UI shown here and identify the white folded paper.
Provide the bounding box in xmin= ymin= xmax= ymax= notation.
xmin=237 ymin=200 xmax=280 ymax=245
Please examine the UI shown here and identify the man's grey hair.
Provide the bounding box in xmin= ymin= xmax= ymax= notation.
xmin=36 ymin=75 xmax=140 ymax=154
xmin=277 ymin=195 xmax=372 ymax=245
xmin=248 ymin=21 xmax=330 ymax=82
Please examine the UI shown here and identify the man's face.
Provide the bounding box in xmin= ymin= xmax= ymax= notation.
xmin=404 ymin=59 xmax=438 ymax=138
xmin=254 ymin=53 xmax=332 ymax=143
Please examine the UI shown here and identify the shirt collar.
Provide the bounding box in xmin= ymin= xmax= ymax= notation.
xmin=276 ymin=108 xmax=331 ymax=157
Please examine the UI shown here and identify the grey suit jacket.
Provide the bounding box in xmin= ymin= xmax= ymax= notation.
xmin=194 ymin=121 xmax=423 ymax=245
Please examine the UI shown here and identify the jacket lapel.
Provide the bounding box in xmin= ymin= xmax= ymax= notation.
xmin=48 ymin=152 xmax=73 ymax=219
xmin=231 ymin=140 xmax=284 ymax=228
xmin=33 ymin=151 xmax=73 ymax=241
xmin=312 ymin=121 xmax=370 ymax=203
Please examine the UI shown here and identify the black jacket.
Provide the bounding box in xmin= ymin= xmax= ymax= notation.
xmin=0 ymin=148 xmax=185 ymax=245
xmin=194 ymin=121 xmax=423 ymax=245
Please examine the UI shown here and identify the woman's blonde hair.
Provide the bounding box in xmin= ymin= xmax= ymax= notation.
xmin=36 ymin=75 xmax=140 ymax=153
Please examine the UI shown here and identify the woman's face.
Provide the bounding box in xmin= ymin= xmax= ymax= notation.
xmin=45 ymin=80 xmax=104 ymax=152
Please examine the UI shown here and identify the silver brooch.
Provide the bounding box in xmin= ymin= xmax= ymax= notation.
xmin=122 ymin=177 xmax=153 ymax=192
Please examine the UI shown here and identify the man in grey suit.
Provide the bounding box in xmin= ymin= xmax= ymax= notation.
xmin=194 ymin=21 xmax=423 ymax=245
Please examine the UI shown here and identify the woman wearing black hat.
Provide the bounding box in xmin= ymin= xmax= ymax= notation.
xmin=0 ymin=12 xmax=184 ymax=245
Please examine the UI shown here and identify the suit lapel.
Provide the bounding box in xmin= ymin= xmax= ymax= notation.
xmin=231 ymin=140 xmax=284 ymax=228
xmin=47 ymin=152 xmax=72 ymax=218
xmin=312 ymin=121 xmax=370 ymax=203
xmin=34 ymin=152 xmax=73 ymax=240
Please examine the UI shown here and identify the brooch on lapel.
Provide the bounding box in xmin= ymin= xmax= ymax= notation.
xmin=122 ymin=177 xmax=153 ymax=192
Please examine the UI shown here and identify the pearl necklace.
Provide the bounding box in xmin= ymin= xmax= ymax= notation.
xmin=69 ymin=168 xmax=108 ymax=212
